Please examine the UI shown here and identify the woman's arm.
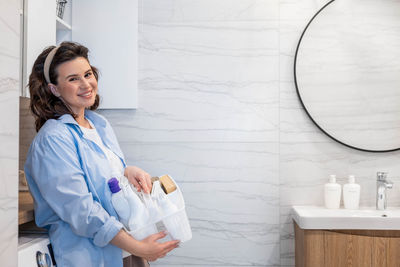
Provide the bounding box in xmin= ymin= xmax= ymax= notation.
xmin=111 ymin=229 xmax=179 ymax=261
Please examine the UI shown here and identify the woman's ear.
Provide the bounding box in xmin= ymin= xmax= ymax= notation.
xmin=48 ymin=84 xmax=60 ymax=97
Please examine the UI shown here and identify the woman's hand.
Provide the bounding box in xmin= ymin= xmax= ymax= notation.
xmin=135 ymin=231 xmax=180 ymax=261
xmin=111 ymin=230 xmax=179 ymax=262
xmin=124 ymin=166 xmax=152 ymax=194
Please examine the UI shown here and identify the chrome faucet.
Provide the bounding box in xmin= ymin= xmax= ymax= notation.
xmin=376 ymin=172 xmax=393 ymax=210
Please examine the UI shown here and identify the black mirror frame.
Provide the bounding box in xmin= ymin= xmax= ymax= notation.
xmin=293 ymin=0 xmax=400 ymax=153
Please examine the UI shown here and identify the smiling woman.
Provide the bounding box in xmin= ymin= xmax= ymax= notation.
xmin=28 ymin=42 xmax=101 ymax=132
xmin=49 ymin=57 xmax=98 ymax=127
xmin=24 ymin=42 xmax=179 ymax=267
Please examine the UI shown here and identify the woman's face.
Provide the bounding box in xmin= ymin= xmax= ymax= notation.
xmin=54 ymin=57 xmax=98 ymax=115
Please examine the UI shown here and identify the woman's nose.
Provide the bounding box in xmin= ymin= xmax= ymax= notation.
xmin=80 ymin=77 xmax=91 ymax=89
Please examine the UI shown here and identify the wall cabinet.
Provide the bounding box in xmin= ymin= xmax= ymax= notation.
xmin=294 ymin=222 xmax=400 ymax=267
xmin=23 ymin=0 xmax=138 ymax=109
xmin=22 ymin=0 xmax=56 ymax=96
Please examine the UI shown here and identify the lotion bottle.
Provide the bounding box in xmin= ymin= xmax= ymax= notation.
xmin=324 ymin=175 xmax=341 ymax=209
xmin=343 ymin=175 xmax=360 ymax=209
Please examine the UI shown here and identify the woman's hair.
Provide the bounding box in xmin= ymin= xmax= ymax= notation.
xmin=28 ymin=41 xmax=100 ymax=132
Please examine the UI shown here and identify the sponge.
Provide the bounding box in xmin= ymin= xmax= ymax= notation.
xmin=159 ymin=175 xmax=177 ymax=194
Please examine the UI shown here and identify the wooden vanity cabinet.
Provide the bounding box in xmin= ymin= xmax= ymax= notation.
xmin=294 ymin=221 xmax=400 ymax=267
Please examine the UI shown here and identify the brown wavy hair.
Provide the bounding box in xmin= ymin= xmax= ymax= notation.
xmin=28 ymin=41 xmax=100 ymax=132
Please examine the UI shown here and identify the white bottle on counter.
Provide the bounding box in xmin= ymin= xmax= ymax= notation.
xmin=324 ymin=175 xmax=341 ymax=209
xmin=343 ymin=175 xmax=360 ymax=209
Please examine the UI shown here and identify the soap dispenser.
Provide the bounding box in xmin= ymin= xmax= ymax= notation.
xmin=343 ymin=175 xmax=360 ymax=209
xmin=324 ymin=175 xmax=341 ymax=209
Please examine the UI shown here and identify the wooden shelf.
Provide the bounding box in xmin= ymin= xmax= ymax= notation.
xmin=19 ymin=191 xmax=34 ymax=225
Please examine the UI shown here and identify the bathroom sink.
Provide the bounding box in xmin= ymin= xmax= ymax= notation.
xmin=292 ymin=206 xmax=400 ymax=230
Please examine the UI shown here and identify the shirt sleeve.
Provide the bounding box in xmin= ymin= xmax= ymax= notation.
xmin=29 ymin=132 xmax=123 ymax=247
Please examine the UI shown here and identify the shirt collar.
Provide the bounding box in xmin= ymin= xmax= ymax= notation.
xmin=57 ymin=110 xmax=106 ymax=129
xmin=57 ymin=110 xmax=126 ymax=167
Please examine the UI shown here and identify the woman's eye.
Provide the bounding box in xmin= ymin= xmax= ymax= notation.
xmin=85 ymin=72 xmax=92 ymax=77
xmin=69 ymin=77 xmax=77 ymax=82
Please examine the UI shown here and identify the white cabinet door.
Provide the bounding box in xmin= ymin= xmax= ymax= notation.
xmin=72 ymin=0 xmax=138 ymax=109
xmin=23 ymin=0 xmax=56 ymax=96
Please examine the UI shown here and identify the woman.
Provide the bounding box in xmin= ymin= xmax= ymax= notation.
xmin=24 ymin=42 xmax=179 ymax=267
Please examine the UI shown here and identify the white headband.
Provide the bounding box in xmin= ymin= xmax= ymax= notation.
xmin=43 ymin=46 xmax=60 ymax=84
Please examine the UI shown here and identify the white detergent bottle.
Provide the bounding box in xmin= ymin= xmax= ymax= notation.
xmin=343 ymin=175 xmax=360 ymax=210
xmin=128 ymin=190 xmax=159 ymax=241
xmin=154 ymin=181 xmax=190 ymax=242
xmin=324 ymin=175 xmax=341 ymax=209
xmin=159 ymin=194 xmax=178 ymax=216
xmin=152 ymin=181 xmax=178 ymax=216
xmin=108 ymin=178 xmax=131 ymax=229
xmin=121 ymin=181 xmax=151 ymax=231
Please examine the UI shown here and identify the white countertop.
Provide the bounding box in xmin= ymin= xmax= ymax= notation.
xmin=292 ymin=205 xmax=400 ymax=230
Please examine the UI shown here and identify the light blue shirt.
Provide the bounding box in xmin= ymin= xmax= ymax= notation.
xmin=25 ymin=110 xmax=126 ymax=267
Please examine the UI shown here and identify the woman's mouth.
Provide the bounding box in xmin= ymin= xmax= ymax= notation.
xmin=78 ymin=90 xmax=93 ymax=98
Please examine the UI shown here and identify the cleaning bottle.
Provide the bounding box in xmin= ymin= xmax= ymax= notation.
xmin=108 ymin=178 xmax=131 ymax=228
xmin=120 ymin=180 xmax=151 ymax=231
xmin=153 ymin=180 xmax=178 ymax=216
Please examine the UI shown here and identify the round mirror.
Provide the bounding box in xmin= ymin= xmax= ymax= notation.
xmin=294 ymin=0 xmax=400 ymax=152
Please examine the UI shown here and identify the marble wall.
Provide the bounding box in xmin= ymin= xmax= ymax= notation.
xmin=102 ymin=0 xmax=280 ymax=265
xmin=99 ymin=0 xmax=400 ymax=266
xmin=0 ymin=0 xmax=20 ymax=266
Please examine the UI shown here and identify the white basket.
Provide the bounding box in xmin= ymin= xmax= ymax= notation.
xmin=130 ymin=223 xmax=158 ymax=241
xmin=162 ymin=207 xmax=192 ymax=243
xmin=128 ymin=175 xmax=192 ymax=243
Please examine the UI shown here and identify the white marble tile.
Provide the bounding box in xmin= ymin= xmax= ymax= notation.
xmin=280 ymin=82 xmax=331 ymax=144
xmin=101 ymin=21 xmax=280 ymax=143
xmin=138 ymin=21 xmax=279 ymax=92
xmin=139 ymin=21 xmax=279 ymax=59
xmin=0 ymin=9 xmax=20 ymax=80
xmin=0 ymin=195 xmax=18 ymax=266
xmin=280 ymin=0 xmax=331 ymax=22
xmin=0 ymin=89 xmax=19 ymax=265
xmin=110 ymin=141 xmax=279 ymax=190
xmin=139 ymin=0 xmax=279 ymax=23
xmin=0 ymin=79 xmax=19 ymax=135
xmin=0 ymin=0 xmax=20 ymax=266
xmin=106 ymin=142 xmax=279 ymax=183
xmin=279 ymin=21 xmax=305 ymax=83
